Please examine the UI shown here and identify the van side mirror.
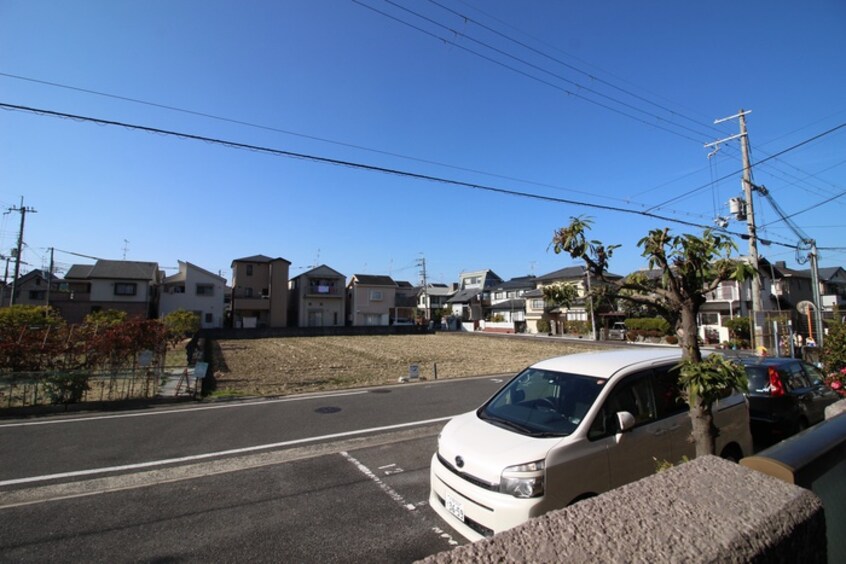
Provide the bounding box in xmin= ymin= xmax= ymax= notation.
xmin=616 ymin=411 xmax=636 ymax=433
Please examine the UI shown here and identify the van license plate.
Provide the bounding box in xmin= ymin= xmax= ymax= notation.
xmin=445 ymin=493 xmax=464 ymax=522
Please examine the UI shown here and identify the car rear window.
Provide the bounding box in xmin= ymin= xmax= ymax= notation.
xmin=745 ymin=366 xmax=770 ymax=393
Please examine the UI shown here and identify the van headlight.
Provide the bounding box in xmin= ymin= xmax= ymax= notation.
xmin=500 ymin=460 xmax=545 ymax=498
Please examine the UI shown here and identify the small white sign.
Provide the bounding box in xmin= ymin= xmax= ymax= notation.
xmin=138 ymin=350 xmax=153 ymax=367
xmin=408 ymin=364 xmax=420 ymax=381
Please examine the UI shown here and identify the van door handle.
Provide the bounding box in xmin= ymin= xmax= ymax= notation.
xmin=651 ymin=429 xmax=666 ymax=436
xmin=667 ymin=424 xmax=680 ymax=431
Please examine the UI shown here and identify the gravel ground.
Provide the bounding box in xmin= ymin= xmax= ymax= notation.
xmin=211 ymin=333 xmax=607 ymax=396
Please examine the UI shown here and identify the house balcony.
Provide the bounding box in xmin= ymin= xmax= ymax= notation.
xmin=233 ymin=297 xmax=271 ymax=311
xmin=305 ymin=288 xmax=343 ymax=298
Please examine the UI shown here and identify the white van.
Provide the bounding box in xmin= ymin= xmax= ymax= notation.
xmin=429 ymin=348 xmax=753 ymax=541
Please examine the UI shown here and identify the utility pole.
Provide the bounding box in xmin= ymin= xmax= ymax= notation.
xmin=809 ymin=242 xmax=824 ymax=347
xmin=417 ymin=255 xmax=429 ymax=321
xmin=707 ymin=110 xmax=763 ymax=349
xmin=45 ymin=247 xmax=54 ymax=308
xmin=5 ymin=197 xmax=37 ymax=306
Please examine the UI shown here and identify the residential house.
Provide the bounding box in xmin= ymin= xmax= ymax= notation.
xmin=525 ymin=266 xmax=619 ymax=335
xmin=394 ymin=280 xmax=418 ymax=323
xmin=488 ymin=275 xmax=536 ymax=331
xmin=346 ymin=274 xmax=397 ymax=326
xmin=59 ymin=260 xmax=162 ymax=324
xmin=230 ymin=255 xmax=290 ymax=328
xmin=288 ymin=264 xmax=346 ymax=327
xmin=699 ymin=258 xmax=815 ymax=345
xmin=806 ymin=266 xmax=846 ymax=314
xmin=446 ymin=270 xmax=503 ymax=324
xmin=0 ymin=269 xmax=57 ymax=308
xmin=159 ymin=261 xmax=226 ymax=329
xmin=417 ymin=283 xmax=457 ymax=321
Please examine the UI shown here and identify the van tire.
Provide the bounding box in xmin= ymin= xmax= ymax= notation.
xmin=719 ymin=444 xmax=742 ymax=463
xmin=568 ymin=493 xmax=597 ymax=506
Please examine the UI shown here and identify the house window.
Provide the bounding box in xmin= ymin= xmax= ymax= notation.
xmin=370 ymin=290 xmax=383 ymax=301
xmin=699 ymin=312 xmax=719 ymax=325
xmin=205 ymin=313 xmax=213 ymax=323
xmin=114 ymin=283 xmax=137 ymax=296
xmin=174 ymin=285 xmax=185 ymax=294
xmin=29 ymin=290 xmax=46 ymax=300
xmin=196 ymin=284 xmax=214 ymax=296
xmin=532 ymin=299 xmax=545 ymax=310
xmin=244 ymin=287 xmax=253 ymax=298
xmin=246 ymin=264 xmax=253 ymax=276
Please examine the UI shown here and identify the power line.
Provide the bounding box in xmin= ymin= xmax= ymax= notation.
xmin=424 ymin=0 xmax=725 ymax=140
xmin=353 ymin=0 xmax=706 ymax=144
xmin=0 ymin=71 xmax=653 ymax=208
xmin=646 ymin=121 xmax=846 ymax=211
xmin=0 ymin=101 xmax=804 ymax=251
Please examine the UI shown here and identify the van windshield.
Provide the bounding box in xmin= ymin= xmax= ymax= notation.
xmin=479 ymin=368 xmax=606 ymax=437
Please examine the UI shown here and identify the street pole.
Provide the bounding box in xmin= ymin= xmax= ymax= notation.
xmin=6 ymin=197 xmax=37 ymax=306
xmin=809 ymin=242 xmax=824 ymax=347
xmin=707 ymin=110 xmax=763 ymax=349
xmin=739 ymin=111 xmax=765 ymax=350
xmin=45 ymin=247 xmax=54 ymax=308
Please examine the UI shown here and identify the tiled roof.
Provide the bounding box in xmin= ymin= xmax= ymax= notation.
xmin=352 ymin=274 xmax=396 ymax=286
xmin=231 ymin=254 xmax=291 ymax=265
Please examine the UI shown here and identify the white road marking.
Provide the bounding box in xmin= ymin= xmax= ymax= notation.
xmin=340 ymin=451 xmax=410 ymax=509
xmin=0 ymin=390 xmax=371 ymax=428
xmin=0 ymin=415 xmax=454 ymax=487
xmin=432 ymin=527 xmax=460 ymax=546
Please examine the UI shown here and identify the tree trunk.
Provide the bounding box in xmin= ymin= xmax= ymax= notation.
xmin=681 ymin=302 xmax=714 ymax=455
xmin=690 ymin=397 xmax=717 ymax=456
xmin=679 ymin=305 xmax=701 ymax=363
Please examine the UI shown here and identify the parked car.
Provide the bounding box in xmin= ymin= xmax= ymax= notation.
xmin=608 ymin=321 xmax=627 ymax=340
xmin=738 ymin=356 xmax=841 ymax=446
xmin=429 ymin=349 xmax=753 ymax=541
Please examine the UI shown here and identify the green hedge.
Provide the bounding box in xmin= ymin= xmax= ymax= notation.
xmin=625 ymin=317 xmax=672 ymax=335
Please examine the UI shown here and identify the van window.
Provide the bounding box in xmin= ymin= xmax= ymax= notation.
xmin=588 ymin=373 xmax=656 ymax=440
xmin=480 ymin=369 xmax=605 ymax=437
xmin=653 ymin=366 xmax=688 ymax=417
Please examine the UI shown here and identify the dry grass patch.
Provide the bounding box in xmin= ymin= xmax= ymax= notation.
xmin=212 ymin=333 xmax=605 ymax=396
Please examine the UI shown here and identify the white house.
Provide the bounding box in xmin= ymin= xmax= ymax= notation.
xmin=159 ymin=261 xmax=226 ymax=329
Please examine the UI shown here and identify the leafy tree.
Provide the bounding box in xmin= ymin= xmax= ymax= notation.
xmin=84 ymin=309 xmax=128 ymax=328
xmin=542 ymin=282 xmax=579 ymax=309
xmin=163 ymin=309 xmax=200 ymax=344
xmin=823 ymin=314 xmax=846 ymax=374
xmin=551 ymin=216 xmax=754 ymax=456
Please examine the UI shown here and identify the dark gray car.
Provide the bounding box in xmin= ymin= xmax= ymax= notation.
xmin=739 ymin=357 xmax=840 ymax=446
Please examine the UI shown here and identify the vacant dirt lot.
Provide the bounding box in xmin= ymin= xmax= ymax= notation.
xmin=212 ymin=333 xmax=607 ymax=396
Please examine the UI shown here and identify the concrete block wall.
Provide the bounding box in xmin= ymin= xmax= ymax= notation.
xmin=419 ymin=456 xmax=825 ymax=563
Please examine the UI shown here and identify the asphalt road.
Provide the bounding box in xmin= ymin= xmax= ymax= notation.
xmin=0 ymin=375 xmax=510 ymax=562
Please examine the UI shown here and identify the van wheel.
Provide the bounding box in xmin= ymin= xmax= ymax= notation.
xmin=568 ymin=493 xmax=596 ymax=506
xmin=720 ymin=445 xmax=742 ymax=463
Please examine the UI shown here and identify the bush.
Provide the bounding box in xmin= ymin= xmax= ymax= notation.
xmin=722 ymin=317 xmax=750 ymax=341
xmin=536 ymin=319 xmax=550 ymax=334
xmin=44 ymin=372 xmax=91 ymax=404
xmin=564 ymin=320 xmax=591 ymax=335
xmin=625 ymin=317 xmax=671 ymax=335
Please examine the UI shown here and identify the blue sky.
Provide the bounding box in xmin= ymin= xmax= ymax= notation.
xmin=1 ymin=1 xmax=844 ymax=285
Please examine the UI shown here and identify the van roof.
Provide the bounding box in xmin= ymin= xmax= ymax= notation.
xmin=531 ymin=347 xmax=683 ymax=378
